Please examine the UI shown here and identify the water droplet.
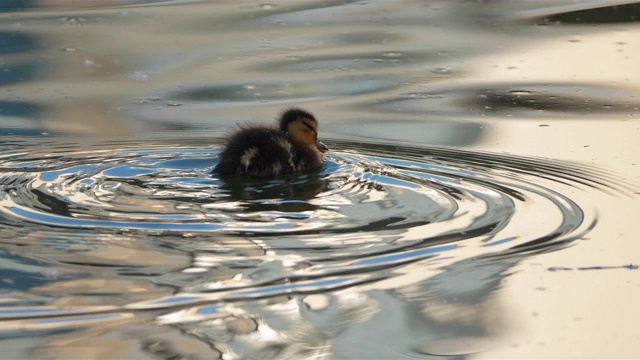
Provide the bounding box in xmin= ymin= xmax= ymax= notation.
xmin=64 ymin=17 xmax=86 ymax=26
xmin=43 ymin=268 xmax=61 ymax=279
xmin=431 ymin=67 xmax=452 ymax=75
xmin=131 ymin=71 xmax=149 ymax=82
xmin=509 ymin=90 xmax=532 ymax=96
xmin=84 ymin=59 xmax=97 ymax=68
xmin=382 ymin=51 xmax=403 ymax=58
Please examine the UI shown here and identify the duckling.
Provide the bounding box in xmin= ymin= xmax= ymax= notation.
xmin=213 ymin=108 xmax=329 ymax=177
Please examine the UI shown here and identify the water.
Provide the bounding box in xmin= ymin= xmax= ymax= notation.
xmin=0 ymin=1 xmax=639 ymax=359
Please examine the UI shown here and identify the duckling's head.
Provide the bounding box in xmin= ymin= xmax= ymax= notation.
xmin=279 ymin=108 xmax=329 ymax=153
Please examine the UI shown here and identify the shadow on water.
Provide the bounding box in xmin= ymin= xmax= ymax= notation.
xmin=218 ymin=172 xmax=328 ymax=213
xmin=168 ymin=78 xmax=397 ymax=104
xmin=0 ymin=29 xmax=45 ymax=135
xmin=0 ymin=0 xmax=184 ymax=12
xmin=530 ymin=2 xmax=640 ymax=24
xmin=0 ymin=31 xmax=40 ymax=54
xmin=372 ymin=83 xmax=640 ymax=120
xmin=0 ymin=101 xmax=44 ymax=135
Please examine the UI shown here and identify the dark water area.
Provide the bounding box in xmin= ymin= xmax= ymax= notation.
xmin=0 ymin=1 xmax=639 ymax=359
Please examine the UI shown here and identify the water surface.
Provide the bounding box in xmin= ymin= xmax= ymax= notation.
xmin=0 ymin=1 xmax=639 ymax=359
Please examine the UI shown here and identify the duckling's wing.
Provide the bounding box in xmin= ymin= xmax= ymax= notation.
xmin=215 ymin=127 xmax=295 ymax=177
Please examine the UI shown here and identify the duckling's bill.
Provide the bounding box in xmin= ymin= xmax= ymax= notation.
xmin=317 ymin=141 xmax=329 ymax=153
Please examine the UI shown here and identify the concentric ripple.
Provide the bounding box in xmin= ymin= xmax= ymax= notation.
xmin=0 ymin=138 xmax=619 ymax=244
xmin=0 ymin=138 xmax=629 ymax=358
xmin=0 ymin=137 xmax=627 ymax=319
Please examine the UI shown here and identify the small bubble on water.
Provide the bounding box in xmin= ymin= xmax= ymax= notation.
xmin=84 ymin=59 xmax=97 ymax=68
xmin=165 ymin=101 xmax=182 ymax=107
xmin=431 ymin=67 xmax=452 ymax=75
xmin=260 ymin=3 xmax=276 ymax=10
xmin=61 ymin=46 xmax=78 ymax=52
xmin=64 ymin=17 xmax=86 ymax=26
xmin=382 ymin=51 xmax=403 ymax=58
xmin=509 ymin=90 xmax=531 ymax=96
xmin=43 ymin=268 xmax=62 ymax=279
xmin=131 ymin=71 xmax=149 ymax=82
xmin=243 ymin=85 xmax=256 ymax=90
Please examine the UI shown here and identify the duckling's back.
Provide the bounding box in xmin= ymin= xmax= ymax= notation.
xmin=214 ymin=126 xmax=296 ymax=177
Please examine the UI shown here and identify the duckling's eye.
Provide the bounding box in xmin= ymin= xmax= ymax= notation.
xmin=302 ymin=122 xmax=317 ymax=137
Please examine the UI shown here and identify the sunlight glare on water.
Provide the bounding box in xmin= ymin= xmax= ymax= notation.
xmin=0 ymin=1 xmax=639 ymax=359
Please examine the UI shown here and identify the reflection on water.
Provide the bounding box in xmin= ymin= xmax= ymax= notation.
xmin=0 ymin=137 xmax=627 ymax=358
xmin=0 ymin=0 xmax=639 ymax=358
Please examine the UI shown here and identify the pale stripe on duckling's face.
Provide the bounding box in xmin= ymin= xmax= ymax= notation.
xmin=286 ymin=117 xmax=320 ymax=146
xmin=286 ymin=116 xmax=328 ymax=153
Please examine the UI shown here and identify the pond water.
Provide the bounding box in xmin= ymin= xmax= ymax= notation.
xmin=0 ymin=1 xmax=639 ymax=359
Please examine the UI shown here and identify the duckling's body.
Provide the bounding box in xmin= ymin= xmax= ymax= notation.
xmin=213 ymin=108 xmax=328 ymax=177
